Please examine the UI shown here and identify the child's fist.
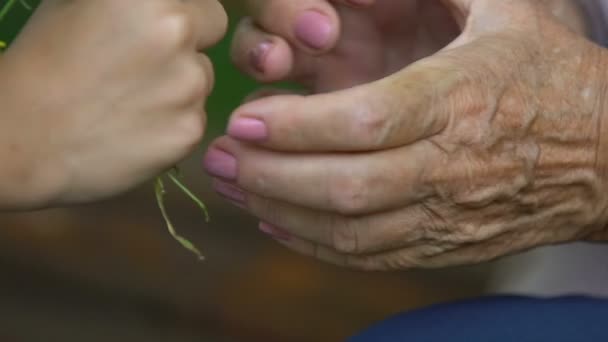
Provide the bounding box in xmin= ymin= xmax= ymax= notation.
xmin=0 ymin=0 xmax=227 ymax=209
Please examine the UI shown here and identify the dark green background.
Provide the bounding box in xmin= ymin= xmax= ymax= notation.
xmin=0 ymin=0 xmax=258 ymax=133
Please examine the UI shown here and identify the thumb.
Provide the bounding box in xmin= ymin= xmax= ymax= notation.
xmin=226 ymin=55 xmax=462 ymax=152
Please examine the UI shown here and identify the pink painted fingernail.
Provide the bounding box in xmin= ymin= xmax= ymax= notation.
xmin=203 ymin=148 xmax=238 ymax=181
xmin=249 ymin=40 xmax=273 ymax=73
xmin=259 ymin=222 xmax=292 ymax=242
xmin=294 ymin=10 xmax=333 ymax=50
xmin=227 ymin=117 xmax=268 ymax=142
xmin=212 ymin=179 xmax=246 ymax=208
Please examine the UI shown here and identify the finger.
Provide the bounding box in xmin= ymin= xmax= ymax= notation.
xmin=152 ymin=52 xmax=213 ymax=110
xmin=231 ymin=18 xmax=296 ymax=82
xmin=232 ymin=2 xmax=381 ymax=84
xmin=204 ymin=137 xmax=440 ymax=215
xmin=212 ymin=187 xmax=432 ymax=254
xmin=227 ymin=57 xmax=458 ymax=152
xmin=230 ymin=16 xmax=353 ymax=89
xmin=243 ymin=0 xmax=341 ymax=53
xmin=158 ymin=53 xmax=212 ymax=156
xmin=185 ymin=0 xmax=229 ymax=49
xmin=197 ymin=53 xmax=215 ymax=98
xmin=263 ymin=229 xmax=445 ymax=271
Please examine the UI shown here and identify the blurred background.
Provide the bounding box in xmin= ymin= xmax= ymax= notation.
xmin=1 ymin=1 xmax=605 ymax=341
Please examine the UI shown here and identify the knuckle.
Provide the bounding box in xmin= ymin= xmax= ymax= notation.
xmin=452 ymin=222 xmax=490 ymax=243
xmin=349 ymin=108 xmax=390 ymax=149
xmin=177 ymin=61 xmax=211 ymax=105
xmin=152 ymin=7 xmax=196 ymax=51
xmin=328 ymin=175 xmax=369 ymax=215
xmin=202 ymin=2 xmax=228 ymax=46
xmin=244 ymin=163 xmax=274 ymax=196
xmin=331 ymin=221 xmax=359 ymax=254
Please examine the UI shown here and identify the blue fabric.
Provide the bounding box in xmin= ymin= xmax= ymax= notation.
xmin=348 ymin=296 xmax=608 ymax=342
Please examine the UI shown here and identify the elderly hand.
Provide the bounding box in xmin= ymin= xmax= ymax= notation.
xmin=205 ymin=0 xmax=608 ymax=270
xmin=0 ymin=0 xmax=226 ymax=209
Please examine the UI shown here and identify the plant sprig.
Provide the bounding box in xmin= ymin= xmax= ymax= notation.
xmin=1 ymin=0 xmax=209 ymax=260
xmin=155 ymin=170 xmax=209 ymax=261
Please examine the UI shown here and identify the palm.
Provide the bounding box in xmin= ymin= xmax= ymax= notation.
xmin=302 ymin=0 xmax=460 ymax=92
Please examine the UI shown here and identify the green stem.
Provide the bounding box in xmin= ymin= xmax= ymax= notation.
xmin=155 ymin=177 xmax=205 ymax=261
xmin=168 ymin=171 xmax=210 ymax=222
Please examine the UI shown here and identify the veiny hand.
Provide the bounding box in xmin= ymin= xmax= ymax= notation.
xmin=205 ymin=0 xmax=608 ymax=270
xmin=0 ymin=0 xmax=227 ymax=209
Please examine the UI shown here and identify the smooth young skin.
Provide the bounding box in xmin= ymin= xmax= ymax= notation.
xmin=205 ymin=0 xmax=608 ymax=270
xmin=0 ymin=0 xmax=227 ymax=210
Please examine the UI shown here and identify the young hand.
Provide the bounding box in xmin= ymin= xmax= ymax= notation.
xmin=0 ymin=0 xmax=227 ymax=209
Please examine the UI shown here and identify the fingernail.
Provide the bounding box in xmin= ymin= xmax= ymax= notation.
xmin=227 ymin=117 xmax=268 ymax=142
xmin=259 ymin=222 xmax=292 ymax=242
xmin=294 ymin=10 xmax=333 ymax=50
xmin=249 ymin=40 xmax=273 ymax=73
xmin=212 ymin=179 xmax=246 ymax=208
xmin=203 ymin=148 xmax=238 ymax=181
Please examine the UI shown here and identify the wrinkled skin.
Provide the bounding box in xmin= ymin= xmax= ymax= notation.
xmin=0 ymin=0 xmax=227 ymax=209
xmin=205 ymin=0 xmax=608 ymax=270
